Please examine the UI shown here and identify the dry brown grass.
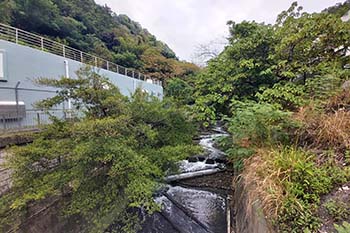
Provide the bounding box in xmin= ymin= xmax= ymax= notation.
xmin=295 ymin=106 xmax=350 ymax=151
xmin=238 ymin=147 xmax=285 ymax=220
xmin=295 ymin=90 xmax=350 ymax=151
xmin=235 ymin=91 xmax=350 ymax=226
xmin=325 ymin=90 xmax=350 ymax=113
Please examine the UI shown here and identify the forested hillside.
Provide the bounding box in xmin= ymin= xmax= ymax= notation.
xmin=323 ymin=0 xmax=350 ymax=16
xmin=0 ymin=0 xmax=199 ymax=82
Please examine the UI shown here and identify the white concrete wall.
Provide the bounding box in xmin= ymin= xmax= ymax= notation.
xmin=0 ymin=39 xmax=163 ymax=110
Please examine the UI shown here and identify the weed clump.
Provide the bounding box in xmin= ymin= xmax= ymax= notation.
xmin=324 ymin=199 xmax=349 ymax=221
xmin=241 ymin=147 xmax=349 ymax=232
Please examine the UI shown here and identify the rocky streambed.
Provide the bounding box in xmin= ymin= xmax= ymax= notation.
xmin=139 ymin=127 xmax=234 ymax=233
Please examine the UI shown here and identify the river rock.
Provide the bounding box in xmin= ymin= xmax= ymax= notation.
xmin=197 ymin=156 xmax=206 ymax=162
xmin=188 ymin=157 xmax=198 ymax=163
xmin=214 ymin=158 xmax=227 ymax=164
xmin=205 ymin=158 xmax=215 ymax=164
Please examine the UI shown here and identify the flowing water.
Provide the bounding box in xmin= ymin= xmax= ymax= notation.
xmin=140 ymin=127 xmax=229 ymax=233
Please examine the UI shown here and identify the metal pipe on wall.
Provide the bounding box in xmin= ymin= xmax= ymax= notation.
xmin=64 ymin=60 xmax=71 ymax=111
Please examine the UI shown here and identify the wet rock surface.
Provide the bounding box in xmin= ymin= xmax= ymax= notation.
xmin=177 ymin=170 xmax=234 ymax=192
xmin=139 ymin=127 xmax=231 ymax=233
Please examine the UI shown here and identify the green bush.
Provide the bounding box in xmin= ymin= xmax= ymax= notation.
xmin=228 ymin=100 xmax=297 ymax=146
xmin=305 ymin=75 xmax=342 ymax=102
xmin=224 ymin=101 xmax=299 ymax=170
xmin=345 ymin=151 xmax=350 ymax=165
xmin=324 ymin=200 xmax=349 ymax=221
xmin=277 ymin=198 xmax=321 ymax=233
xmin=256 ymin=82 xmax=305 ymax=111
xmin=271 ymin=147 xmax=345 ymax=232
xmin=165 ymin=78 xmax=194 ymax=105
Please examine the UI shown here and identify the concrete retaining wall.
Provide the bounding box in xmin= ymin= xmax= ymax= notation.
xmin=233 ymin=178 xmax=275 ymax=233
xmin=0 ymin=39 xmax=163 ymax=109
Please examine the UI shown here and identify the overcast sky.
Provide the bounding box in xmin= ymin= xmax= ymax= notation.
xmin=95 ymin=0 xmax=342 ymax=62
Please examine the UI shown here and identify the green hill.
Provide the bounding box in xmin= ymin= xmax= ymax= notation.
xmin=0 ymin=0 xmax=198 ymax=82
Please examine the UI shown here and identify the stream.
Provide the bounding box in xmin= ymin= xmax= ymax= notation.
xmin=139 ymin=127 xmax=230 ymax=233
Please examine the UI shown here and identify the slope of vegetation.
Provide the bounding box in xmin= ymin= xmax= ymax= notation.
xmin=0 ymin=0 xmax=199 ymax=82
xmin=0 ymin=68 xmax=201 ymax=233
xmin=193 ymin=1 xmax=350 ymax=232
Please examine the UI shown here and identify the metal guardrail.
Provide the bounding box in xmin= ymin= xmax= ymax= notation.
xmin=0 ymin=23 xmax=162 ymax=86
xmin=0 ymin=109 xmax=81 ymax=133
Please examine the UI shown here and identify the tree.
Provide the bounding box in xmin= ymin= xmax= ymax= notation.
xmin=193 ymin=2 xmax=350 ymax=125
xmin=194 ymin=21 xmax=277 ymax=124
xmin=165 ymin=78 xmax=195 ymax=105
xmin=274 ymin=2 xmax=350 ymax=82
xmin=0 ymin=68 xmax=200 ymax=232
xmin=0 ymin=0 xmax=15 ymax=24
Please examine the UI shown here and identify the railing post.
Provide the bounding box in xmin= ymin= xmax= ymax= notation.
xmin=94 ymin=57 xmax=97 ymax=67
xmin=116 ymin=65 xmax=119 ymax=74
xmin=106 ymin=61 xmax=109 ymax=70
xmin=15 ymin=81 xmax=20 ymax=120
xmin=125 ymin=68 xmax=127 ymax=76
xmin=63 ymin=45 xmax=66 ymax=57
xmin=37 ymin=112 xmax=41 ymax=126
xmin=15 ymin=29 xmax=18 ymax=44
xmin=41 ymin=37 xmax=44 ymax=50
xmin=2 ymin=115 xmax=5 ymax=130
xmin=132 ymin=70 xmax=135 ymax=78
xmin=80 ymin=51 xmax=83 ymax=63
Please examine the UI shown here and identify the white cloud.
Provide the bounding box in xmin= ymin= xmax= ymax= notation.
xmin=95 ymin=0 xmax=343 ymax=61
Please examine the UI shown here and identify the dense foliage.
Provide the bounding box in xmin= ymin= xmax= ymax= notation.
xmin=194 ymin=2 xmax=350 ymax=124
xmin=192 ymin=1 xmax=350 ymax=232
xmin=0 ymin=0 xmax=199 ymax=82
xmin=165 ymin=78 xmax=195 ymax=105
xmin=0 ymin=68 xmax=200 ymax=232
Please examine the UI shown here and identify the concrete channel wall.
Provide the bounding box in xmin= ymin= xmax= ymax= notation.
xmin=233 ymin=178 xmax=275 ymax=233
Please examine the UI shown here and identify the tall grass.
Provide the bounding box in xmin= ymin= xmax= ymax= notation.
xmin=240 ymin=146 xmax=348 ymax=232
xmin=295 ymin=95 xmax=350 ymax=151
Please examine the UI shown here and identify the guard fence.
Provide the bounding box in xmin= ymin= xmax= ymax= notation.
xmin=0 ymin=109 xmax=81 ymax=133
xmin=0 ymin=23 xmax=162 ymax=86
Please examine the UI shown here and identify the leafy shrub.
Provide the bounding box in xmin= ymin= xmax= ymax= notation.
xmin=225 ymin=101 xmax=299 ymax=170
xmin=256 ymin=82 xmax=306 ymax=111
xmin=277 ymin=198 xmax=321 ymax=233
xmin=227 ymin=146 xmax=255 ymax=171
xmin=305 ymin=75 xmax=342 ymax=102
xmin=346 ymin=151 xmax=350 ymax=165
xmin=241 ymin=147 xmax=342 ymax=232
xmin=165 ymin=78 xmax=194 ymax=105
xmin=229 ymin=100 xmax=297 ymax=146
